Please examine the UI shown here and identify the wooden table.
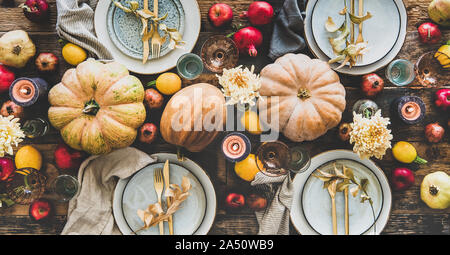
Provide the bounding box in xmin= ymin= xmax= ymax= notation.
xmin=0 ymin=0 xmax=448 ymax=235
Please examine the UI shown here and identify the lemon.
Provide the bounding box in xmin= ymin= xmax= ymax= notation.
xmin=234 ymin=154 xmax=263 ymax=182
xmin=15 ymin=145 xmax=42 ymax=170
xmin=62 ymin=43 xmax=87 ymax=66
xmin=241 ymin=111 xmax=263 ymax=135
xmin=392 ymin=141 xmax=427 ymax=164
xmin=151 ymin=73 xmax=182 ymax=95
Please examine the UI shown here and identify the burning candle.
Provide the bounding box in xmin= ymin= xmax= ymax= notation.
xmin=9 ymin=78 xmax=48 ymax=107
xmin=221 ymin=132 xmax=251 ymax=162
xmin=392 ymin=96 xmax=426 ymax=125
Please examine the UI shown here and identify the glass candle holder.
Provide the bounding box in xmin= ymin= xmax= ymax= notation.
xmin=200 ymin=35 xmax=239 ymax=73
xmin=385 ymin=59 xmax=415 ymax=86
xmin=288 ymin=146 xmax=311 ymax=173
xmin=49 ymin=175 xmax=79 ymax=203
xmin=176 ymin=53 xmax=204 ymax=80
xmin=414 ymin=51 xmax=447 ymax=88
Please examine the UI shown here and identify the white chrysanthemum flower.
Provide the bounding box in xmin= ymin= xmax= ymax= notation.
xmin=349 ymin=110 xmax=393 ymax=160
xmin=217 ymin=65 xmax=261 ymax=106
xmin=0 ymin=115 xmax=25 ymax=157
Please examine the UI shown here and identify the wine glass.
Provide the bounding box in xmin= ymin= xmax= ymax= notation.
xmin=49 ymin=175 xmax=79 ymax=203
xmin=255 ymin=141 xmax=311 ymax=177
xmin=414 ymin=51 xmax=447 ymax=88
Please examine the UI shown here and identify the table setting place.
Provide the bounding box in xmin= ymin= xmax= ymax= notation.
xmin=0 ymin=0 xmax=448 ymax=236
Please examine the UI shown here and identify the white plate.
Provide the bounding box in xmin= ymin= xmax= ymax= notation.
xmin=304 ymin=0 xmax=407 ymax=75
xmin=311 ymin=0 xmax=400 ymax=66
xmin=122 ymin=162 xmax=206 ymax=235
xmin=113 ymin=153 xmax=216 ymax=235
xmin=291 ymin=150 xmax=392 ymax=235
xmin=94 ymin=0 xmax=201 ymax=74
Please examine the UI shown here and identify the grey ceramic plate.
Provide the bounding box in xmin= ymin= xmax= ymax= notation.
xmin=122 ymin=162 xmax=206 ymax=235
xmin=311 ymin=0 xmax=400 ymax=66
xmin=113 ymin=153 xmax=216 ymax=235
xmin=302 ymin=159 xmax=383 ymax=235
xmin=304 ymin=0 xmax=407 ymax=75
xmin=107 ymin=0 xmax=185 ymax=60
xmin=291 ymin=150 xmax=392 ymax=235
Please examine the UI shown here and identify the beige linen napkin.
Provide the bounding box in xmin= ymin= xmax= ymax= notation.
xmin=61 ymin=147 xmax=156 ymax=235
xmin=251 ymin=172 xmax=293 ymax=235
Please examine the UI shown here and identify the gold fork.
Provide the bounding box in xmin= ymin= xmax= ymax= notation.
xmin=153 ymin=168 xmax=164 ymax=235
xmin=141 ymin=0 xmax=151 ymax=64
xmin=151 ymin=0 xmax=164 ymax=59
xmin=355 ymin=0 xmax=364 ymax=62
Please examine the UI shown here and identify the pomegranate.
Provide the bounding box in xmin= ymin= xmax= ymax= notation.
xmin=144 ymin=88 xmax=164 ymax=109
xmin=240 ymin=1 xmax=274 ymax=26
xmin=225 ymin=192 xmax=245 ymax=209
xmin=338 ymin=123 xmax=352 ymax=142
xmin=233 ymin=26 xmax=263 ymax=57
xmin=19 ymin=0 xmax=50 ymax=22
xmin=0 ymin=65 xmax=15 ymax=94
xmin=391 ymin=168 xmax=415 ymax=191
xmin=35 ymin=52 xmax=59 ymax=72
xmin=139 ymin=123 xmax=158 ymax=144
xmin=361 ymin=73 xmax=384 ymax=97
xmin=417 ymin=22 xmax=442 ymax=44
xmin=54 ymin=143 xmax=87 ymax=170
xmin=208 ymin=3 xmax=233 ymax=27
xmin=0 ymin=100 xmax=24 ymax=119
xmin=0 ymin=157 xmax=15 ymax=181
xmin=425 ymin=123 xmax=445 ymax=143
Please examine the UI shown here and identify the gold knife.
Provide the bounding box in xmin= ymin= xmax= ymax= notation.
xmin=163 ymin=159 xmax=174 ymax=235
xmin=141 ymin=0 xmax=150 ymax=64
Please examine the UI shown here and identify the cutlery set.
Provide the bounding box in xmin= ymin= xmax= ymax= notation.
xmin=142 ymin=0 xmax=164 ymax=64
xmin=153 ymin=160 xmax=174 ymax=235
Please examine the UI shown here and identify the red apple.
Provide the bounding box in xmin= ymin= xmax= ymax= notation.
xmin=54 ymin=143 xmax=87 ymax=170
xmin=0 ymin=100 xmax=24 ymax=119
xmin=246 ymin=193 xmax=267 ymax=210
xmin=35 ymin=52 xmax=59 ymax=73
xmin=0 ymin=157 xmax=15 ymax=181
xmin=361 ymin=73 xmax=384 ymax=97
xmin=391 ymin=168 xmax=415 ymax=191
xmin=144 ymin=88 xmax=164 ymax=109
xmin=29 ymin=199 xmax=52 ymax=221
xmin=418 ymin=22 xmax=442 ymax=44
xmin=19 ymin=0 xmax=49 ymax=22
xmin=138 ymin=123 xmax=158 ymax=144
xmin=0 ymin=65 xmax=15 ymax=94
xmin=208 ymin=3 xmax=233 ymax=27
xmin=225 ymin=192 xmax=245 ymax=209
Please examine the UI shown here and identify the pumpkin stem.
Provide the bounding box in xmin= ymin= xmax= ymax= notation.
xmin=297 ymin=88 xmax=311 ymax=100
xmin=83 ymin=100 xmax=100 ymax=115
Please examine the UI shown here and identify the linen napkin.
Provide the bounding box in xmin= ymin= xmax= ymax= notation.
xmin=251 ymin=172 xmax=293 ymax=235
xmin=56 ymin=0 xmax=113 ymax=59
xmin=268 ymin=0 xmax=307 ymax=60
xmin=61 ymin=147 xmax=156 ymax=235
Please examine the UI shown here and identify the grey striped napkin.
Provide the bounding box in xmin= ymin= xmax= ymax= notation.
xmin=56 ymin=0 xmax=113 ymax=59
xmin=251 ymin=172 xmax=293 ymax=235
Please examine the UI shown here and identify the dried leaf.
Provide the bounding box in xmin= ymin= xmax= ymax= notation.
xmin=333 ymin=163 xmax=347 ymax=179
xmin=327 ymin=179 xmax=338 ymax=198
xmin=128 ymin=1 xmax=140 ymax=11
xmin=113 ymin=1 xmax=132 ymax=12
xmin=315 ymin=169 xmax=335 ymax=178
xmin=344 ymin=167 xmax=356 ymax=183
xmin=349 ymin=11 xmax=372 ymax=24
xmin=339 ymin=7 xmax=347 ymax=15
xmin=336 ymin=179 xmax=351 ymax=192
xmin=136 ymin=176 xmax=191 ymax=232
xmin=360 ymin=178 xmax=369 ymax=190
xmin=325 ymin=17 xmax=343 ymax=33
xmin=350 ymin=185 xmax=360 ymax=197
xmin=312 ymin=173 xmax=332 ymax=182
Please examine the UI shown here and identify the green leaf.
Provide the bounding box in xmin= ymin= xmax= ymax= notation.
xmin=349 ymin=11 xmax=372 ymax=24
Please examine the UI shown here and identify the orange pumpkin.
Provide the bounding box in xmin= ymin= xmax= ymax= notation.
xmin=258 ymin=54 xmax=346 ymax=142
xmin=48 ymin=59 xmax=146 ymax=154
xmin=160 ymin=83 xmax=226 ymax=152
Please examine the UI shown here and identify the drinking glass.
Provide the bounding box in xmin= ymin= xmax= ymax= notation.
xmin=176 ymin=53 xmax=204 ymax=80
xmin=414 ymin=51 xmax=446 ymax=88
xmin=22 ymin=118 xmax=49 ymax=138
xmin=49 ymin=175 xmax=79 ymax=202
xmin=255 ymin=141 xmax=311 ymax=177
xmin=385 ymin=59 xmax=415 ymax=86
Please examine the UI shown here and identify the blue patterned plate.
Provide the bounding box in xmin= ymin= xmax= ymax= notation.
xmin=107 ymin=0 xmax=185 ymax=60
